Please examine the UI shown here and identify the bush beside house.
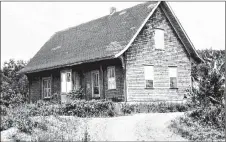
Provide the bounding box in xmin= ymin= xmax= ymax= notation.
xmin=170 ymin=49 xmax=225 ymax=141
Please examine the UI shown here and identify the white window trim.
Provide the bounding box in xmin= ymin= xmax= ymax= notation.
xmin=42 ymin=77 xmax=51 ymax=99
xmin=91 ymin=70 xmax=100 ymax=98
xmin=107 ymin=66 xmax=116 ymax=90
xmin=60 ymin=69 xmax=72 ymax=93
xmin=144 ymin=65 xmax=155 ymax=88
xmin=154 ymin=28 xmax=165 ymax=50
xmin=168 ymin=66 xmax=178 ymax=88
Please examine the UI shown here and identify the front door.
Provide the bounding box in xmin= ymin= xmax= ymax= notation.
xmin=61 ymin=70 xmax=72 ymax=94
xmin=91 ymin=70 xmax=100 ymax=98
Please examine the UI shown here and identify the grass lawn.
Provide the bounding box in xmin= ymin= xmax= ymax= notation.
xmin=7 ymin=116 xmax=88 ymax=141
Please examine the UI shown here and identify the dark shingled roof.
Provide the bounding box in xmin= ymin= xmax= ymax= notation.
xmin=20 ymin=1 xmax=202 ymax=74
xmin=20 ymin=1 xmax=159 ymax=73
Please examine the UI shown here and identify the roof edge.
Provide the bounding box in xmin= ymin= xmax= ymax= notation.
xmin=114 ymin=1 xmax=161 ymax=58
xmin=19 ymin=55 xmax=115 ymax=74
xmin=115 ymin=1 xmax=204 ymax=64
xmin=163 ymin=2 xmax=204 ymax=63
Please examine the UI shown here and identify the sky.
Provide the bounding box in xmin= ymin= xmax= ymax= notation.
xmin=1 ymin=2 xmax=225 ymax=67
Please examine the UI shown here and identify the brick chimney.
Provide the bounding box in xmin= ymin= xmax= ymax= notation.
xmin=110 ymin=7 xmax=116 ymax=15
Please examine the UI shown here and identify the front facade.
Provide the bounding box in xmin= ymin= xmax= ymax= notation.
xmin=21 ymin=2 xmax=203 ymax=103
xmin=27 ymin=59 xmax=125 ymax=102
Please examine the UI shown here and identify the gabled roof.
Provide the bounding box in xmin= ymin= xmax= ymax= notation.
xmin=20 ymin=1 xmax=202 ymax=74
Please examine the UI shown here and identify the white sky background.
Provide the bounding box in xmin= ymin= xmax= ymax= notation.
xmin=1 ymin=2 xmax=225 ymax=67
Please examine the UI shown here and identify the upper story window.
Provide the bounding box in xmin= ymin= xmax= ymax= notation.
xmin=107 ymin=66 xmax=116 ymax=89
xmin=154 ymin=29 xmax=164 ymax=50
xmin=169 ymin=66 xmax=177 ymax=88
xmin=144 ymin=65 xmax=154 ymax=88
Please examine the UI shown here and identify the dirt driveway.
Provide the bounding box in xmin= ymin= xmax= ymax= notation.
xmin=86 ymin=112 xmax=187 ymax=141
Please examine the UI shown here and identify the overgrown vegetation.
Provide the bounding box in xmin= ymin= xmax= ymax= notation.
xmin=120 ymin=102 xmax=190 ymax=115
xmin=68 ymin=88 xmax=86 ymax=100
xmin=0 ymin=59 xmax=29 ymax=106
xmin=170 ymin=113 xmax=225 ymax=141
xmin=0 ymin=100 xmax=114 ymax=131
xmin=170 ymin=49 xmax=225 ymax=141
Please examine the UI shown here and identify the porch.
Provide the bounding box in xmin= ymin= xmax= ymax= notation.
xmin=27 ymin=58 xmax=125 ymax=102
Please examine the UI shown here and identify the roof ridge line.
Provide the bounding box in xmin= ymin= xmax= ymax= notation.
xmin=56 ymin=2 xmax=148 ymax=34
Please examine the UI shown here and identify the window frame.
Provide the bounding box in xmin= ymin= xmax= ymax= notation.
xmin=154 ymin=28 xmax=165 ymax=50
xmin=107 ymin=66 xmax=116 ymax=90
xmin=144 ymin=65 xmax=154 ymax=89
xmin=42 ymin=77 xmax=52 ymax=99
xmin=91 ymin=70 xmax=100 ymax=98
xmin=168 ymin=66 xmax=178 ymax=89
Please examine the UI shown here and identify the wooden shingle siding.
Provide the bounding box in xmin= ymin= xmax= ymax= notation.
xmin=28 ymin=69 xmax=61 ymax=102
xmin=29 ymin=76 xmax=41 ymax=102
xmin=104 ymin=64 xmax=124 ymax=101
xmin=125 ymin=7 xmax=191 ymax=102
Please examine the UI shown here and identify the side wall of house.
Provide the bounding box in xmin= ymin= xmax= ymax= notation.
xmin=28 ymin=69 xmax=61 ymax=102
xmin=103 ymin=62 xmax=124 ymax=101
xmin=125 ymin=6 xmax=191 ymax=102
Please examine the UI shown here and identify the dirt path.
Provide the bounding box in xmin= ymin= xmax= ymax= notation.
xmin=86 ymin=112 xmax=187 ymax=141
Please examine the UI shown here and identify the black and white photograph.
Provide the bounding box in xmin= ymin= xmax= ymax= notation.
xmin=1 ymin=1 xmax=225 ymax=141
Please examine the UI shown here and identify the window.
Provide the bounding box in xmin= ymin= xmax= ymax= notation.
xmin=107 ymin=66 xmax=116 ymax=89
xmin=42 ymin=78 xmax=51 ymax=98
xmin=92 ymin=71 xmax=100 ymax=97
xmin=154 ymin=29 xmax=164 ymax=49
xmin=61 ymin=71 xmax=72 ymax=93
xmin=73 ymin=72 xmax=80 ymax=90
xmin=144 ymin=65 xmax=154 ymax=88
xmin=169 ymin=67 xmax=177 ymax=88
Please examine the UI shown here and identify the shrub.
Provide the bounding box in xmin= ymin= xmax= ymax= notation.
xmin=1 ymin=102 xmax=51 ymax=132
xmin=120 ymin=102 xmax=190 ymax=114
xmin=111 ymin=97 xmax=123 ymax=102
xmin=12 ymin=115 xmax=34 ymax=134
xmin=1 ymin=115 xmax=13 ymax=131
xmin=62 ymin=99 xmax=116 ymax=117
xmin=170 ymin=115 xmax=224 ymax=141
xmin=0 ymin=104 xmax=8 ymax=115
xmin=68 ymin=88 xmax=85 ymax=100
xmin=121 ymin=103 xmax=135 ymax=114
xmin=188 ymin=106 xmax=225 ymax=131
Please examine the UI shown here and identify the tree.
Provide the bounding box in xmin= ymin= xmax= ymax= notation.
xmin=191 ymin=49 xmax=225 ymax=107
xmin=0 ymin=59 xmax=29 ymax=106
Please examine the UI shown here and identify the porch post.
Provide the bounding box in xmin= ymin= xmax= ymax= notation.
xmin=119 ymin=55 xmax=127 ymax=102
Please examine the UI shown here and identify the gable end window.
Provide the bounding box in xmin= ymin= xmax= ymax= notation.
xmin=169 ymin=66 xmax=177 ymax=88
xmin=42 ymin=77 xmax=51 ymax=98
xmin=107 ymin=66 xmax=116 ymax=89
xmin=144 ymin=65 xmax=154 ymax=88
xmin=154 ymin=29 xmax=165 ymax=50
